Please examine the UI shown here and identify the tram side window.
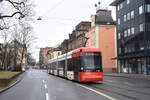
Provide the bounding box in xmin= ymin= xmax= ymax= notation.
xmin=58 ymin=61 xmax=61 ymax=69
xmin=60 ymin=60 xmax=65 ymax=70
xmin=73 ymin=57 xmax=81 ymax=72
xmin=53 ymin=62 xmax=57 ymax=70
xmin=67 ymin=58 xmax=73 ymax=71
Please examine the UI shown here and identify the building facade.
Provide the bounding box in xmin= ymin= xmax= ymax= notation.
xmin=8 ymin=40 xmax=27 ymax=71
xmin=111 ymin=0 xmax=150 ymax=74
xmin=47 ymin=44 xmax=62 ymax=60
xmin=67 ymin=21 xmax=91 ymax=52
xmin=86 ymin=9 xmax=116 ymax=72
xmin=39 ymin=47 xmax=52 ymax=69
xmin=60 ymin=22 xmax=91 ymax=54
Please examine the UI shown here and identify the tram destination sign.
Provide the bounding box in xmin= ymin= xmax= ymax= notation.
xmin=84 ymin=52 xmax=100 ymax=56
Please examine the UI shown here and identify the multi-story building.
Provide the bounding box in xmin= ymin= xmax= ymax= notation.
xmin=62 ymin=21 xmax=91 ymax=54
xmin=47 ymin=44 xmax=62 ymax=60
xmin=39 ymin=47 xmax=52 ymax=69
xmin=8 ymin=40 xmax=27 ymax=71
xmin=86 ymin=8 xmax=116 ymax=72
xmin=111 ymin=0 xmax=150 ymax=74
xmin=61 ymin=39 xmax=69 ymax=54
xmin=67 ymin=21 xmax=91 ymax=52
xmin=0 ymin=41 xmax=27 ymax=71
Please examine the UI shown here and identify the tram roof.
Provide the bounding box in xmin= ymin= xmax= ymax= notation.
xmin=49 ymin=47 xmax=101 ymax=63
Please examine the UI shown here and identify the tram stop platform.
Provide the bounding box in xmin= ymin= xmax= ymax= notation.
xmin=103 ymin=73 xmax=150 ymax=80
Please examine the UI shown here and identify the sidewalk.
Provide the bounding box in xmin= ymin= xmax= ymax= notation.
xmin=103 ymin=72 xmax=150 ymax=80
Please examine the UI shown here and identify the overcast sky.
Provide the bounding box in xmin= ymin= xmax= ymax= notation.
xmin=31 ymin=0 xmax=116 ymax=61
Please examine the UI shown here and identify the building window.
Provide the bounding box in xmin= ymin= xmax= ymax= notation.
xmin=120 ymin=3 xmax=123 ymax=9
xmin=139 ymin=24 xmax=144 ymax=32
xmin=139 ymin=5 xmax=144 ymax=15
xmin=117 ymin=5 xmax=120 ymax=11
xmin=128 ymin=28 xmax=131 ymax=36
xmin=131 ymin=27 xmax=135 ymax=35
xmin=124 ymin=14 xmax=127 ymax=22
xmin=147 ymin=4 xmax=150 ymax=12
xmin=127 ymin=12 xmax=130 ymax=20
xmin=131 ymin=10 xmax=134 ymax=19
xmin=125 ymin=47 xmax=127 ymax=53
xmin=118 ymin=33 xmax=121 ymax=39
xmin=119 ymin=47 xmax=121 ymax=54
xmin=118 ymin=18 xmax=120 ymax=25
xmin=124 ymin=30 xmax=127 ymax=37
xmin=127 ymin=0 xmax=130 ymax=5
xmin=139 ymin=42 xmax=144 ymax=50
xmin=128 ymin=46 xmax=131 ymax=53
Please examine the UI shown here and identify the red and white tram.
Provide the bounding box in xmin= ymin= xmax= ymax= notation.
xmin=48 ymin=47 xmax=103 ymax=82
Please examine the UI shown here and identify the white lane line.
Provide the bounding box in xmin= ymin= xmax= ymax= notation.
xmin=45 ymin=84 xmax=47 ymax=89
xmin=76 ymin=84 xmax=116 ymax=100
xmin=46 ymin=93 xmax=49 ymax=100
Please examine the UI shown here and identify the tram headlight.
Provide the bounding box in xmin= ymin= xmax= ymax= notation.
xmin=81 ymin=67 xmax=83 ymax=70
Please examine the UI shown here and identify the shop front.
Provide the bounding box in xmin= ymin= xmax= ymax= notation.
xmin=118 ymin=57 xmax=148 ymax=75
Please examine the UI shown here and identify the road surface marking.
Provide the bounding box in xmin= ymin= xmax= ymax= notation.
xmin=45 ymin=84 xmax=47 ymax=89
xmin=43 ymin=80 xmax=45 ymax=83
xmin=76 ymin=84 xmax=116 ymax=100
xmin=46 ymin=93 xmax=49 ymax=100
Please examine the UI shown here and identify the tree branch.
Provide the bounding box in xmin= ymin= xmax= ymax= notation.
xmin=0 ymin=12 xmax=24 ymax=19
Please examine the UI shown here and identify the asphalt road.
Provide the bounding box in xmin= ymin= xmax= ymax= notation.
xmin=0 ymin=69 xmax=150 ymax=100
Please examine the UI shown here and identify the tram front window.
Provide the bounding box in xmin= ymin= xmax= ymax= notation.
xmin=82 ymin=52 xmax=102 ymax=71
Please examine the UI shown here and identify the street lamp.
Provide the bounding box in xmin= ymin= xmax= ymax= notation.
xmin=37 ymin=16 xmax=42 ymax=20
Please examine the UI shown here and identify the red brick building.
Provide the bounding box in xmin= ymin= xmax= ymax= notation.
xmin=39 ymin=47 xmax=52 ymax=69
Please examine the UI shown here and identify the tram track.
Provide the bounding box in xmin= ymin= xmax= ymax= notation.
xmin=101 ymin=82 xmax=150 ymax=96
xmin=85 ymin=84 xmax=140 ymax=100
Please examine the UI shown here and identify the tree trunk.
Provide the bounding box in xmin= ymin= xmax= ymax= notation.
xmin=14 ymin=41 xmax=17 ymax=70
xmin=20 ymin=45 xmax=25 ymax=70
xmin=3 ymin=44 xmax=8 ymax=71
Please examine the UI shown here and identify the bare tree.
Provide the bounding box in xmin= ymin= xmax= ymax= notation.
xmin=18 ymin=24 xmax=35 ymax=69
xmin=0 ymin=0 xmax=35 ymax=71
xmin=0 ymin=0 xmax=26 ymax=19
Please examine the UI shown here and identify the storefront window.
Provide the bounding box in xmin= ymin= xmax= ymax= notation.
xmin=122 ymin=60 xmax=128 ymax=73
xmin=147 ymin=58 xmax=150 ymax=75
xmin=118 ymin=61 xmax=121 ymax=73
xmin=128 ymin=61 xmax=132 ymax=73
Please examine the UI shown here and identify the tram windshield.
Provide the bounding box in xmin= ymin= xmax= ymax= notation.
xmin=82 ymin=52 xmax=102 ymax=70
